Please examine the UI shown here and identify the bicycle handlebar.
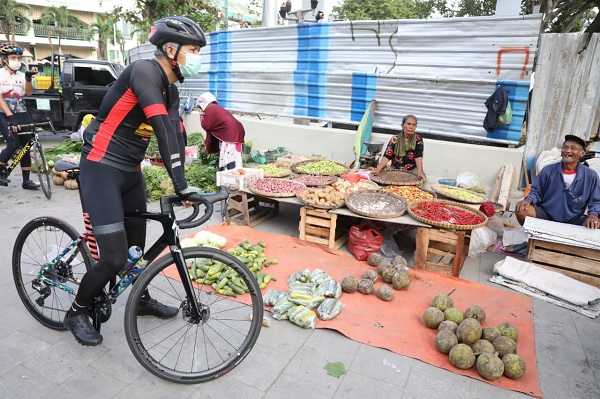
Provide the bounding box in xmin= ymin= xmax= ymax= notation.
xmin=160 ymin=186 xmax=229 ymax=230
xmin=7 ymin=120 xmax=56 ymax=134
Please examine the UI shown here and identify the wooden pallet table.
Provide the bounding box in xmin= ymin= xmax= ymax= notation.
xmin=414 ymin=227 xmax=470 ymax=277
xmin=526 ymin=238 xmax=600 ymax=288
xmin=225 ymin=189 xmax=279 ymax=227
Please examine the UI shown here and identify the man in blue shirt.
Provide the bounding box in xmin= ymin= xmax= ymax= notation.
xmin=515 ymin=135 xmax=600 ymax=229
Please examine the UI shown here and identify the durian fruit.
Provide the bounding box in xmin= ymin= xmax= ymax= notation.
xmin=432 ymin=294 xmax=454 ymax=311
xmin=464 ymin=305 xmax=486 ymax=323
xmin=497 ymin=322 xmax=519 ymax=342
xmin=377 ymin=261 xmax=392 ymax=275
xmin=367 ymin=253 xmax=382 ymax=267
xmin=476 ymin=353 xmax=504 ymax=380
xmin=357 ymin=279 xmax=374 ymax=295
xmin=471 ymin=339 xmax=495 ymax=357
xmin=435 ymin=330 xmax=458 ymax=354
xmin=390 ymin=255 xmax=408 ymax=268
xmin=423 ymin=307 xmax=444 ymax=328
xmin=341 ymin=276 xmax=359 ymax=293
xmin=376 ymin=285 xmax=395 ymax=301
xmin=502 ymin=353 xmax=526 ymax=380
xmin=492 ymin=336 xmax=517 ymax=358
xmin=443 ymin=307 xmax=464 ymax=324
xmin=456 ymin=318 xmax=482 ymax=345
xmin=482 ymin=325 xmax=501 ymax=342
xmin=438 ymin=320 xmax=459 ymax=334
xmin=381 ymin=267 xmax=397 ymax=283
xmin=362 ymin=269 xmax=379 ymax=283
xmin=391 ymin=270 xmax=410 ymax=290
xmin=449 ymin=344 xmax=476 ymax=369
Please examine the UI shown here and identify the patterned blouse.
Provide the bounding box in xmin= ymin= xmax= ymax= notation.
xmin=382 ymin=134 xmax=424 ymax=171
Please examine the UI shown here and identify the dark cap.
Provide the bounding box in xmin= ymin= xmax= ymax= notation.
xmin=564 ymin=135 xmax=586 ymax=150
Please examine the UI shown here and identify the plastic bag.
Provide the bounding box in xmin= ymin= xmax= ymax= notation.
xmin=456 ymin=172 xmax=486 ymax=193
xmin=498 ymin=100 xmax=512 ymax=124
xmin=263 ymin=289 xmax=287 ymax=306
xmin=272 ymin=295 xmax=295 ymax=320
xmin=503 ymin=226 xmax=529 ymax=246
xmin=317 ymin=298 xmax=344 ymax=321
xmin=348 ymin=224 xmax=385 ymax=261
xmin=288 ymin=305 xmax=317 ymax=329
xmin=536 ymin=147 xmax=561 ymax=174
xmin=342 ymin=173 xmax=367 ymax=182
xmin=486 ymin=214 xmax=505 ymax=238
xmin=468 ymin=226 xmax=497 ymax=257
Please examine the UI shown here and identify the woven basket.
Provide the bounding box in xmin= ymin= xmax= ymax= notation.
xmin=292 ymin=160 xmax=349 ymax=176
xmin=370 ymin=170 xmax=424 ymax=187
xmin=296 ymin=188 xmax=345 ymax=209
xmin=291 ymin=175 xmax=339 ymax=187
xmin=431 ymin=184 xmax=486 ymax=204
xmin=407 ymin=199 xmax=488 ymax=230
xmin=249 ymin=179 xmax=306 ymax=198
xmin=345 ymin=190 xmax=408 ymax=219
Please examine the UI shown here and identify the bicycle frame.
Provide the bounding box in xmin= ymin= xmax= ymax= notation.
xmin=5 ymin=132 xmax=38 ymax=175
xmin=35 ymin=200 xmax=202 ymax=319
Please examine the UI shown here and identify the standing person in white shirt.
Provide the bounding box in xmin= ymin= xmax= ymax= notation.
xmin=0 ymin=43 xmax=40 ymax=189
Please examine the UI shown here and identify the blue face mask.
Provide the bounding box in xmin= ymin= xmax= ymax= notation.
xmin=179 ymin=52 xmax=202 ymax=78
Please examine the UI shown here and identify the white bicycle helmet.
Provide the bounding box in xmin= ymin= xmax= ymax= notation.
xmin=197 ymin=92 xmax=217 ymax=111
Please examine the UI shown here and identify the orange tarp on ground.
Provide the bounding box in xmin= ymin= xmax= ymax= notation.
xmin=199 ymin=224 xmax=541 ymax=398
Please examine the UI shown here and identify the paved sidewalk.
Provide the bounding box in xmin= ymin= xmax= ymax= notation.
xmin=1 ymin=163 xmax=599 ymax=399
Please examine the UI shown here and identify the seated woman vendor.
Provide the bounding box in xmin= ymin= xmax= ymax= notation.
xmin=372 ymin=115 xmax=426 ymax=180
xmin=515 ymin=135 xmax=600 ymax=229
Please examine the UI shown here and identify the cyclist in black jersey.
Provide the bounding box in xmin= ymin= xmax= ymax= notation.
xmin=64 ymin=16 xmax=207 ymax=346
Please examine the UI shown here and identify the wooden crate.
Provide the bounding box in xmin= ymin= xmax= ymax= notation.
xmin=225 ymin=190 xmax=278 ymax=227
xmin=526 ymin=239 xmax=600 ymax=288
xmin=299 ymin=207 xmax=349 ymax=249
xmin=414 ymin=227 xmax=469 ymax=277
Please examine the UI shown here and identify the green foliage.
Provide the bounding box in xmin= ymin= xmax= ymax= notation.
xmin=186 ymin=132 xmax=205 ymax=147
xmin=0 ymin=0 xmax=32 ymax=42
xmin=185 ymin=162 xmax=217 ymax=192
xmin=142 ymin=163 xmax=217 ymax=202
xmin=111 ymin=0 xmax=222 ymax=41
xmin=333 ymin=0 xmax=425 ymax=20
xmin=88 ymin=15 xmax=113 ymax=60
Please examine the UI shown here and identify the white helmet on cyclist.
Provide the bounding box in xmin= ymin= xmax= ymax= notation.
xmin=197 ymin=92 xmax=217 ymax=111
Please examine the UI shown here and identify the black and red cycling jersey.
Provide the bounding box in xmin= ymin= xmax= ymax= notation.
xmin=82 ymin=59 xmax=187 ymax=192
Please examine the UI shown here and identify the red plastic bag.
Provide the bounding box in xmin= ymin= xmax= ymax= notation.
xmin=342 ymin=173 xmax=367 ymax=183
xmin=479 ymin=201 xmax=496 ymax=218
xmin=348 ymin=224 xmax=384 ymax=261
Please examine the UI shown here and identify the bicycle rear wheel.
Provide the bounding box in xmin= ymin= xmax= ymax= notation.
xmin=13 ymin=217 xmax=94 ymax=330
xmin=124 ymin=247 xmax=263 ymax=384
xmin=31 ymin=142 xmax=51 ymax=199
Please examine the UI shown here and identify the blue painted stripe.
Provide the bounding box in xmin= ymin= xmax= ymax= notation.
xmin=350 ymin=73 xmax=377 ymax=122
xmin=294 ymin=23 xmax=329 ymax=118
xmin=207 ymin=31 xmax=232 ymax=108
xmin=487 ymin=80 xmax=530 ymax=143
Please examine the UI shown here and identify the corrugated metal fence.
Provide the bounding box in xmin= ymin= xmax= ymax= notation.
xmin=524 ymin=33 xmax=600 ymax=170
xmin=128 ymin=15 xmax=542 ymax=145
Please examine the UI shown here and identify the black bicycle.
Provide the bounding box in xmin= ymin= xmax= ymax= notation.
xmin=3 ymin=120 xmax=55 ymax=199
xmin=12 ymin=170 xmax=263 ymax=384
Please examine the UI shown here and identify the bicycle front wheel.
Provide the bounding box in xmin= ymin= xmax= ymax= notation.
xmin=31 ymin=142 xmax=51 ymax=199
xmin=13 ymin=217 xmax=94 ymax=330
xmin=124 ymin=246 xmax=263 ymax=384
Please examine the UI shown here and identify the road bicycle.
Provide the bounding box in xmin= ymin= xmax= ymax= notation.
xmin=3 ymin=120 xmax=55 ymax=199
xmin=12 ymin=169 xmax=264 ymax=384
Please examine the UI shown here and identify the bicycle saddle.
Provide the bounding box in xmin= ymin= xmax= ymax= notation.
xmin=54 ymin=160 xmax=80 ymax=172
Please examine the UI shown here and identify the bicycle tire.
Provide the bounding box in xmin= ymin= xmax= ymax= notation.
xmin=31 ymin=142 xmax=52 ymax=199
xmin=124 ymin=246 xmax=263 ymax=384
xmin=13 ymin=217 xmax=94 ymax=330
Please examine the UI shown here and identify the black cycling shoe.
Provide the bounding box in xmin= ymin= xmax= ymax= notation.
xmin=64 ymin=312 xmax=103 ymax=346
xmin=137 ymin=298 xmax=179 ymax=318
xmin=22 ymin=180 xmax=40 ymax=190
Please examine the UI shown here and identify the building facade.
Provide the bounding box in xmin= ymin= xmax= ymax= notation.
xmin=3 ymin=0 xmax=138 ymax=62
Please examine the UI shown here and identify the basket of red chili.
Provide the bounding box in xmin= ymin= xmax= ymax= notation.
xmin=408 ymin=200 xmax=488 ymax=230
